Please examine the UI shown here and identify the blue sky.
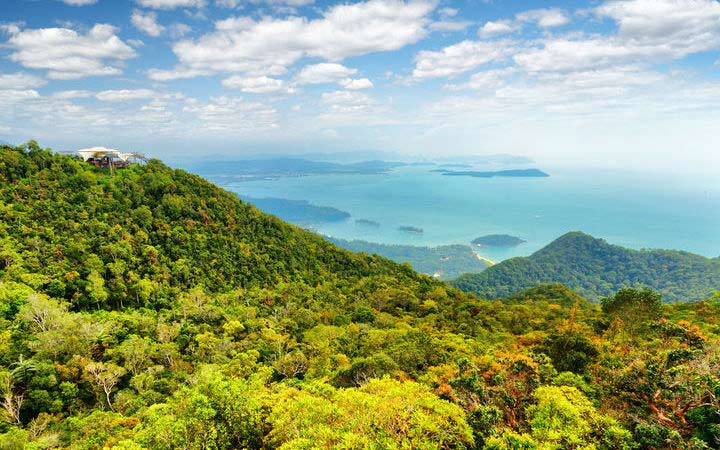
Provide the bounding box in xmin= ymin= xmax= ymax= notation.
xmin=1 ymin=0 xmax=719 ymax=172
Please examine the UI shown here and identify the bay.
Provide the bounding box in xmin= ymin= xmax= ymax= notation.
xmin=211 ymin=166 xmax=720 ymax=263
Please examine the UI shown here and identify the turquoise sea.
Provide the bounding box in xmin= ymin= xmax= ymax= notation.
xmin=213 ymin=166 xmax=720 ymax=263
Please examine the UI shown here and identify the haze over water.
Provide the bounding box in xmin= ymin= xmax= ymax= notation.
xmin=215 ymin=166 xmax=720 ymax=263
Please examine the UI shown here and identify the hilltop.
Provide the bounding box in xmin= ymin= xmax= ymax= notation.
xmin=0 ymin=143 xmax=446 ymax=311
xmin=452 ymin=231 xmax=720 ymax=302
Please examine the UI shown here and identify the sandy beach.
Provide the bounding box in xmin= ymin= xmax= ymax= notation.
xmin=472 ymin=250 xmax=496 ymax=267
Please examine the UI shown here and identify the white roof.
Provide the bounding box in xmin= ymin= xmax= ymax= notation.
xmin=77 ymin=147 xmax=134 ymax=162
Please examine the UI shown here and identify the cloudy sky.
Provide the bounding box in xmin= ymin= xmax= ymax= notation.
xmin=1 ymin=0 xmax=719 ymax=171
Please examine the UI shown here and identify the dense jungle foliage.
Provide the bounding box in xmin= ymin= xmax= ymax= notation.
xmin=0 ymin=142 xmax=719 ymax=449
xmin=452 ymin=231 xmax=720 ymax=302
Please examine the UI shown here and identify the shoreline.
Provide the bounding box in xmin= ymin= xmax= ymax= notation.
xmin=472 ymin=250 xmax=496 ymax=267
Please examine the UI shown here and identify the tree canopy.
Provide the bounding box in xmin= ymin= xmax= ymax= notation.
xmin=0 ymin=142 xmax=718 ymax=449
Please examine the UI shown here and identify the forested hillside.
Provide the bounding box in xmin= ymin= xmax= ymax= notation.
xmin=453 ymin=232 xmax=720 ymax=302
xmin=0 ymin=142 xmax=718 ymax=449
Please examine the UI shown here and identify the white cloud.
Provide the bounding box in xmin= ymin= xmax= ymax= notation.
xmin=478 ymin=8 xmax=568 ymax=39
xmin=217 ymin=0 xmax=313 ymax=6
xmin=292 ymin=63 xmax=372 ymax=89
xmin=169 ymin=23 xmax=192 ymax=38
xmin=0 ymin=89 xmax=41 ymax=108
xmin=95 ymin=89 xmax=157 ymax=101
xmin=320 ymin=128 xmax=339 ymax=138
xmin=215 ymin=0 xmax=241 ymax=6
xmin=439 ymin=7 xmax=457 ymax=17
xmin=0 ymin=72 xmax=46 ymax=90
xmin=267 ymin=0 xmax=314 ymax=5
xmin=557 ymin=66 xmax=665 ymax=89
xmin=152 ymin=0 xmax=433 ymax=79
xmin=131 ymin=10 xmax=166 ymax=37
xmin=516 ymin=8 xmax=569 ymax=28
xmin=6 ymin=24 xmax=136 ymax=79
xmin=444 ymin=67 xmax=514 ymax=91
xmin=430 ymin=7 xmax=471 ymax=32
xmin=135 ymin=0 xmax=206 ymax=9
xmin=478 ymin=20 xmax=518 ymax=37
xmin=294 ymin=63 xmax=357 ymax=84
xmin=222 ymin=75 xmax=294 ymax=93
xmin=50 ymin=90 xmax=94 ymax=99
xmin=61 ymin=0 xmax=97 ymax=5
xmin=341 ymin=78 xmax=374 ymax=90
xmin=182 ymin=96 xmax=278 ymax=131
xmin=430 ymin=19 xmax=472 ymax=32
xmin=148 ymin=68 xmax=212 ymax=81
xmin=596 ymin=0 xmax=720 ymax=42
xmin=516 ymin=0 xmax=720 ymax=72
xmin=321 ymin=90 xmax=375 ymax=114
xmin=411 ymin=40 xmax=511 ymax=81
xmin=141 ymin=99 xmax=168 ymax=112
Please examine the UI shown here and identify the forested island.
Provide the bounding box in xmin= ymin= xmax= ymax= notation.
xmin=0 ymin=142 xmax=718 ymax=449
xmin=398 ymin=225 xmax=423 ymax=234
xmin=327 ymin=238 xmax=489 ymax=279
xmin=436 ymin=168 xmax=550 ymax=178
xmin=472 ymin=234 xmax=526 ymax=247
xmin=355 ymin=218 xmax=380 ymax=227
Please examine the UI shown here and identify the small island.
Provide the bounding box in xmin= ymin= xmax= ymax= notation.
xmin=356 ymin=219 xmax=381 ymax=227
xmin=437 ymin=168 xmax=549 ymax=178
xmin=398 ymin=225 xmax=423 ymax=234
xmin=472 ymin=234 xmax=526 ymax=247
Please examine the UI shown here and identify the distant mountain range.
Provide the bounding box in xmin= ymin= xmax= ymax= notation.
xmin=189 ymin=157 xmax=405 ymax=180
xmin=184 ymin=154 xmax=541 ymax=181
xmin=452 ymin=231 xmax=720 ymax=303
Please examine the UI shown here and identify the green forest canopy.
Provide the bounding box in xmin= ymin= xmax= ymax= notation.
xmin=452 ymin=231 xmax=720 ymax=303
xmin=0 ymin=142 xmax=718 ymax=449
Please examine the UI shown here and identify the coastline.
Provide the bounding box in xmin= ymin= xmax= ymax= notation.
xmin=472 ymin=250 xmax=496 ymax=267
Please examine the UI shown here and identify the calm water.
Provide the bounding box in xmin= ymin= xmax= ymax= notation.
xmin=214 ymin=166 xmax=720 ymax=262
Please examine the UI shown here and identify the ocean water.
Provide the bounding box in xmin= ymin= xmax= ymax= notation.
xmin=214 ymin=166 xmax=720 ymax=262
